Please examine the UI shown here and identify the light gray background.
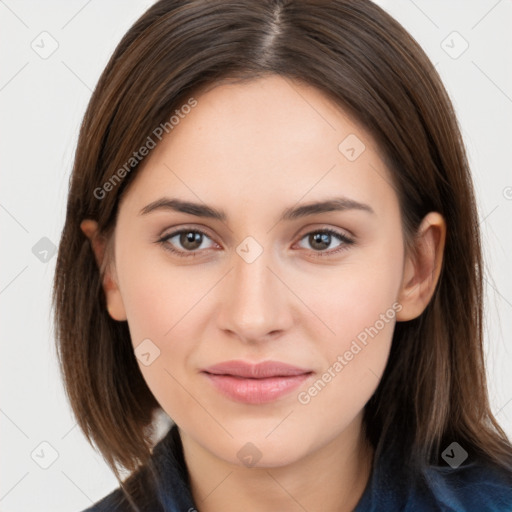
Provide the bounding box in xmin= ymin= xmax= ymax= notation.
xmin=1 ymin=1 xmax=511 ymax=510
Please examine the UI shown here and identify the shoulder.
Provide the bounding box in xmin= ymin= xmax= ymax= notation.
xmin=77 ymin=471 xmax=165 ymax=512
xmin=77 ymin=477 xmax=167 ymax=512
xmin=76 ymin=424 xmax=195 ymax=512
xmin=356 ymin=449 xmax=512 ymax=512
xmin=79 ymin=486 xmax=132 ymax=512
xmin=76 ymin=457 xmax=169 ymax=512
xmin=420 ymin=460 xmax=512 ymax=511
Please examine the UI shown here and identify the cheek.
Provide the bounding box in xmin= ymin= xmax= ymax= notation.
xmin=294 ymin=236 xmax=403 ymax=416
xmin=308 ymin=240 xmax=403 ymax=355
xmin=118 ymin=242 xmax=212 ymax=347
xmin=116 ymin=252 xmax=215 ymax=417
xmin=122 ymin=277 xmax=182 ymax=346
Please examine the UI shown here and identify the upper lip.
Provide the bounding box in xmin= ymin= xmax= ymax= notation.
xmin=202 ymin=360 xmax=312 ymax=379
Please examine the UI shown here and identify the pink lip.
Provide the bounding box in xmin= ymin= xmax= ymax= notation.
xmin=201 ymin=360 xmax=313 ymax=404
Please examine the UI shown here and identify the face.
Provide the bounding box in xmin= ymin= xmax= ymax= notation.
xmin=99 ymin=75 xmax=410 ymax=467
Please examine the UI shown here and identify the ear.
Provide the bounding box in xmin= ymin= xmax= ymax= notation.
xmin=80 ymin=219 xmax=127 ymax=321
xmin=396 ymin=212 xmax=446 ymax=322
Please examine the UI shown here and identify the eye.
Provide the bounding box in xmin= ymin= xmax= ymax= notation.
xmin=158 ymin=228 xmax=217 ymax=258
xmin=295 ymin=228 xmax=354 ymax=256
xmin=157 ymin=227 xmax=355 ymax=258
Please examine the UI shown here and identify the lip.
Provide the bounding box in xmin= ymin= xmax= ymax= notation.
xmin=201 ymin=360 xmax=313 ymax=404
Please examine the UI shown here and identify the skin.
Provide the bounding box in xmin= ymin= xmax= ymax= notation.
xmin=81 ymin=74 xmax=446 ymax=512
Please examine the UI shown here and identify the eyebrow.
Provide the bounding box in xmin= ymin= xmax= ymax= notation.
xmin=139 ymin=196 xmax=374 ymax=221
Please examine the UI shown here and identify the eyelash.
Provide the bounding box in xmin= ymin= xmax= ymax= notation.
xmin=157 ymin=227 xmax=355 ymax=259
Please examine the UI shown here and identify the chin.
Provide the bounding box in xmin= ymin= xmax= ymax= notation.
xmin=218 ymin=431 xmax=310 ymax=469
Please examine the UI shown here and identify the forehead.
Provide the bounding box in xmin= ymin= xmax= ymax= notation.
xmin=120 ymin=75 xmax=396 ymax=217
xmin=171 ymin=75 xmax=367 ymax=164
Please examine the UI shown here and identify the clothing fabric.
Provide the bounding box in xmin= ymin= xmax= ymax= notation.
xmin=81 ymin=424 xmax=512 ymax=512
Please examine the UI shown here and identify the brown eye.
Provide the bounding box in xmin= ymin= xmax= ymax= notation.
xmin=309 ymin=232 xmax=332 ymax=251
xmin=158 ymin=228 xmax=216 ymax=257
xmin=297 ymin=229 xmax=354 ymax=255
xmin=179 ymin=231 xmax=204 ymax=251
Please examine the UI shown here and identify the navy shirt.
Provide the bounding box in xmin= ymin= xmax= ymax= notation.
xmin=81 ymin=424 xmax=512 ymax=511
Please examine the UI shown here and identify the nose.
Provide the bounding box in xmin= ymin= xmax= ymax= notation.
xmin=216 ymin=245 xmax=294 ymax=344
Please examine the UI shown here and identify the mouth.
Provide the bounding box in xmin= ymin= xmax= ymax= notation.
xmin=201 ymin=360 xmax=313 ymax=404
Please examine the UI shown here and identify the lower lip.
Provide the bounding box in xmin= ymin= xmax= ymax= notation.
xmin=202 ymin=372 xmax=312 ymax=404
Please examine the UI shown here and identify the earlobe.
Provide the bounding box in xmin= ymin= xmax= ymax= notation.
xmin=395 ymin=212 xmax=446 ymax=322
xmin=80 ymin=219 xmax=127 ymax=321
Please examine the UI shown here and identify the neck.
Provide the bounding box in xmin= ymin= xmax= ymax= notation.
xmin=180 ymin=415 xmax=374 ymax=512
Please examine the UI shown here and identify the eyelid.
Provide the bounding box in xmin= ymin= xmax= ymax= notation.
xmin=294 ymin=223 xmax=355 ymax=242
xmin=158 ymin=223 xmax=217 ymax=239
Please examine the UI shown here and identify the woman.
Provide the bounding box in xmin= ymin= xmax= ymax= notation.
xmin=53 ymin=1 xmax=512 ymax=510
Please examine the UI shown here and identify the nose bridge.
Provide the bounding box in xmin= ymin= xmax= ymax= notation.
xmin=218 ymin=239 xmax=290 ymax=340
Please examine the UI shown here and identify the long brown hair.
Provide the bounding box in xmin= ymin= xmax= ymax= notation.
xmin=52 ymin=0 xmax=512 ymax=508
